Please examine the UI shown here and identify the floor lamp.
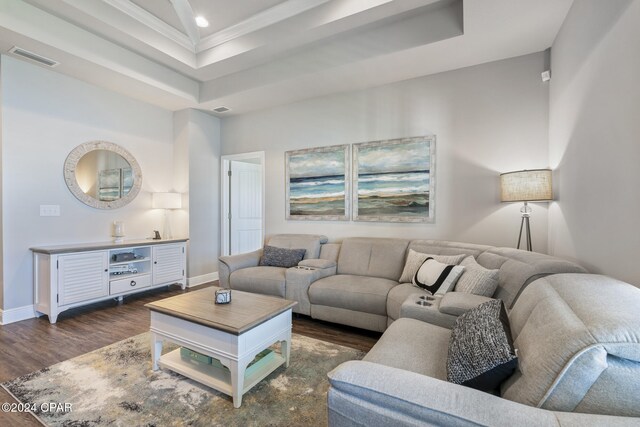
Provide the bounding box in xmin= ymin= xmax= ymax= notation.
xmin=500 ymin=169 xmax=553 ymax=252
xmin=152 ymin=192 xmax=182 ymax=239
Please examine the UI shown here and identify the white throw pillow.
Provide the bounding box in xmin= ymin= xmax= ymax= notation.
xmin=400 ymin=249 xmax=466 ymax=283
xmin=412 ymin=258 xmax=465 ymax=295
xmin=455 ymin=256 xmax=500 ymax=297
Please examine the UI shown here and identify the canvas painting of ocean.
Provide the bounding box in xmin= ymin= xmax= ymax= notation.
xmin=286 ymin=144 xmax=350 ymax=220
xmin=353 ymin=137 xmax=435 ymax=222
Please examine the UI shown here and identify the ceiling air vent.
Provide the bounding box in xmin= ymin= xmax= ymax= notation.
xmin=213 ymin=106 xmax=230 ymax=113
xmin=9 ymin=46 xmax=59 ymax=68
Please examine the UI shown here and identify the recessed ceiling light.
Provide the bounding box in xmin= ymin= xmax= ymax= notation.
xmin=195 ymin=16 xmax=209 ymax=28
xmin=213 ymin=106 xmax=230 ymax=113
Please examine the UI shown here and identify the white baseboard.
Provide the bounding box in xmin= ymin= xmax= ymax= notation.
xmin=187 ymin=271 xmax=219 ymax=288
xmin=0 ymin=305 xmax=36 ymax=325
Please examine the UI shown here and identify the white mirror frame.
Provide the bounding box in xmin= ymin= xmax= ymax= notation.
xmin=64 ymin=140 xmax=143 ymax=209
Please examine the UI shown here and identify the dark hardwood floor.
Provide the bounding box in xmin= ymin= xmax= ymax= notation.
xmin=0 ymin=283 xmax=380 ymax=426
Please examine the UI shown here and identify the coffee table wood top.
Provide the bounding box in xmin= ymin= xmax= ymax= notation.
xmin=145 ymin=287 xmax=297 ymax=335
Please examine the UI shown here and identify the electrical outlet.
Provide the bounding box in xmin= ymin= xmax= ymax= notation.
xmin=40 ymin=205 xmax=60 ymax=216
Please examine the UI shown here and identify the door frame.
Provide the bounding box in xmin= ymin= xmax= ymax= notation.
xmin=221 ymin=151 xmax=266 ymax=256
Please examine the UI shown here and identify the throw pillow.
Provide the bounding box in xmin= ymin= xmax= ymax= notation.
xmin=447 ymin=299 xmax=518 ymax=392
xmin=399 ymin=249 xmax=467 ymax=283
xmin=455 ymin=256 xmax=500 ymax=297
xmin=259 ymin=246 xmax=306 ymax=268
xmin=412 ymin=257 xmax=465 ymax=295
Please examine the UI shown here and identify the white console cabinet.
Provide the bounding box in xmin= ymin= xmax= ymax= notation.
xmin=32 ymin=238 xmax=188 ymax=324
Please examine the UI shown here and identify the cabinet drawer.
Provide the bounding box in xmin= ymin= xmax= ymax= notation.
xmin=110 ymin=274 xmax=151 ymax=295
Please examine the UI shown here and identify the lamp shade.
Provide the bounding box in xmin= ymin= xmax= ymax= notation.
xmin=500 ymin=169 xmax=553 ymax=202
xmin=152 ymin=192 xmax=182 ymax=209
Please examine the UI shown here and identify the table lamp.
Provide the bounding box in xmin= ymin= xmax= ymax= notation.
xmin=500 ymin=169 xmax=552 ymax=251
xmin=152 ymin=192 xmax=181 ymax=239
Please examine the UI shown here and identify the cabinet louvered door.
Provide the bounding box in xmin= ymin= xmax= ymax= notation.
xmin=58 ymin=252 xmax=109 ymax=306
xmin=152 ymin=244 xmax=185 ymax=285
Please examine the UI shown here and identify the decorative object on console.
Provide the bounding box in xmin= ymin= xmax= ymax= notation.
xmin=353 ymin=136 xmax=435 ymax=223
xmin=447 ymin=299 xmax=518 ymax=392
xmin=412 ymin=258 xmax=465 ymax=295
xmin=285 ymin=144 xmax=350 ymax=221
xmin=455 ymin=256 xmax=500 ymax=297
xmin=259 ymin=245 xmax=306 ymax=268
xmin=112 ymin=221 xmax=125 ymax=243
xmin=500 ymin=169 xmax=552 ymax=251
xmin=399 ymin=249 xmax=466 ymax=283
xmin=64 ymin=140 xmax=142 ymax=210
xmin=215 ymin=289 xmax=232 ymax=304
xmin=152 ymin=192 xmax=182 ymax=239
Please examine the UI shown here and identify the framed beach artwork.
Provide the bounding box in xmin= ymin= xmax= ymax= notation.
xmin=285 ymin=144 xmax=350 ymax=221
xmin=353 ymin=136 xmax=435 ymax=222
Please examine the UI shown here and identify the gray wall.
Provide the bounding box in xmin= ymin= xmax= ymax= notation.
xmin=548 ymin=0 xmax=640 ymax=286
xmin=221 ymin=52 xmax=551 ymax=248
xmin=0 ymin=55 xmax=176 ymax=310
xmin=173 ymin=109 xmax=221 ymax=279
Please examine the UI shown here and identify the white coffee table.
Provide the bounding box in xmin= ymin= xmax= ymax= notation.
xmin=146 ymin=287 xmax=297 ymax=408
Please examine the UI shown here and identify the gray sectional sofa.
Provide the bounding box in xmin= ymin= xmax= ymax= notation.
xmin=328 ymin=274 xmax=640 ymax=425
xmin=219 ymin=234 xmax=640 ymax=424
xmin=218 ymin=234 xmax=586 ymax=332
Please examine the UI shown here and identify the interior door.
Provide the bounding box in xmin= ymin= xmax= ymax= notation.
xmin=230 ymin=160 xmax=263 ymax=255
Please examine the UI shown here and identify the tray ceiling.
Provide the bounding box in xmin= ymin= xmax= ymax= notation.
xmin=0 ymin=0 xmax=574 ymax=114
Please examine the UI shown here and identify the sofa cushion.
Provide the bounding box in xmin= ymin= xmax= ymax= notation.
xmin=455 ymin=256 xmax=500 ymax=297
xmin=309 ymin=274 xmax=398 ymax=316
xmin=259 ymin=245 xmax=306 ymax=268
xmin=502 ymin=274 xmax=640 ymax=416
xmin=476 ymin=248 xmax=587 ymax=308
xmin=229 ymin=266 xmax=286 ymax=297
xmin=337 ymin=238 xmax=410 ymax=281
xmin=447 ymin=300 xmax=517 ymax=392
xmin=267 ymin=234 xmax=327 ymax=259
xmin=399 ymin=249 xmax=467 ymax=283
xmin=364 ymin=317 xmax=451 ymax=380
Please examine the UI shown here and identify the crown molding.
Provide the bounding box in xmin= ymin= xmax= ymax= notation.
xmin=169 ymin=0 xmax=200 ymax=45
xmin=102 ymin=0 xmax=195 ymax=52
xmin=195 ymin=0 xmax=330 ymax=53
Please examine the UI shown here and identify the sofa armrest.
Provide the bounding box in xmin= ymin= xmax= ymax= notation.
xmin=217 ymin=249 xmax=262 ymax=288
xmin=399 ymin=295 xmax=457 ymax=329
xmin=439 ymin=292 xmax=493 ymax=316
xmin=285 ymin=264 xmax=336 ymax=315
xmin=298 ymin=259 xmax=337 ymax=269
xmin=327 ymin=361 xmax=635 ymax=427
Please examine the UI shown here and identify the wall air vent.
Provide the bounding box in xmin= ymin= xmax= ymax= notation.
xmin=213 ymin=106 xmax=230 ymax=113
xmin=8 ymin=46 xmax=59 ymax=67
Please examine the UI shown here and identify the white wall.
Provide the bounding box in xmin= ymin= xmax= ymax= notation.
xmin=174 ymin=109 xmax=221 ymax=280
xmin=548 ymin=0 xmax=640 ymax=286
xmin=1 ymin=55 xmax=177 ymax=310
xmin=221 ymin=52 xmax=550 ymax=248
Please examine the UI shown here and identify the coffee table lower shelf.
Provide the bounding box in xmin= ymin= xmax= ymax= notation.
xmin=158 ymin=348 xmax=286 ymax=397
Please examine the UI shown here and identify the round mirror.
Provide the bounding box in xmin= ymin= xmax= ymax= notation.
xmin=64 ymin=141 xmax=142 ymax=209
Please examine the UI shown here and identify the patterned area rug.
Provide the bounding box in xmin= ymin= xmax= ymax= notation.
xmin=2 ymin=333 xmax=364 ymax=426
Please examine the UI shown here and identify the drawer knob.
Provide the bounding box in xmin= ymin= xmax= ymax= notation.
xmin=130 ymin=280 xmax=136 ymax=287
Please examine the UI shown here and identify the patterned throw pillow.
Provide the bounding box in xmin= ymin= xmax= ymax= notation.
xmin=447 ymin=299 xmax=518 ymax=392
xmin=399 ymin=249 xmax=467 ymax=283
xmin=259 ymin=246 xmax=306 ymax=268
xmin=411 ymin=258 xmax=465 ymax=295
xmin=455 ymin=256 xmax=500 ymax=297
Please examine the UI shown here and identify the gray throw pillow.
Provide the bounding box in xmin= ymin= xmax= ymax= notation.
xmin=447 ymin=299 xmax=518 ymax=392
xmin=259 ymin=246 xmax=306 ymax=268
xmin=455 ymin=256 xmax=500 ymax=297
xmin=399 ymin=249 xmax=466 ymax=283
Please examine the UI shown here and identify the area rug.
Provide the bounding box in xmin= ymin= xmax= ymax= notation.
xmin=2 ymin=332 xmax=365 ymax=426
